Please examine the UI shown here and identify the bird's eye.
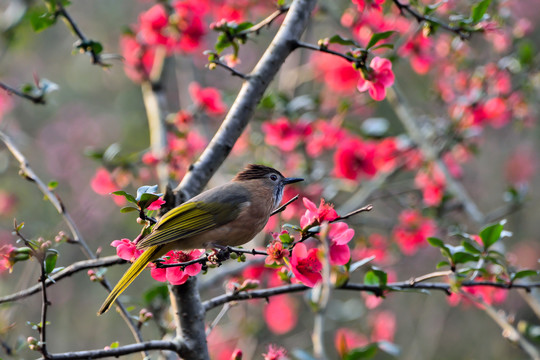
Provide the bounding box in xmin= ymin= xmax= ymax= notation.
xmin=270 ymin=174 xmax=278 ymax=181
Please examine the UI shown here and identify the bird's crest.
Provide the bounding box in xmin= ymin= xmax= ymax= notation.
xmin=233 ymin=164 xmax=283 ymax=181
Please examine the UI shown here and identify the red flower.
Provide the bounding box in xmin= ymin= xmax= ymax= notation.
xmin=111 ymin=239 xmax=143 ymax=262
xmin=334 ymin=137 xmax=378 ymax=181
xmin=188 ymin=82 xmax=227 ymax=116
xmin=262 ymin=344 xmax=288 ymax=360
xmin=370 ymin=310 xmax=396 ymax=342
xmin=306 ymin=120 xmax=347 ymax=157
xmin=357 ymin=56 xmax=395 ymax=101
xmin=265 ymin=239 xmax=290 ymax=265
xmin=0 ymin=244 xmax=16 ymax=274
xmin=150 ymin=249 xmax=204 ymax=285
xmin=352 ymin=0 xmax=386 ymax=12
xmin=414 ymin=164 xmax=446 ymax=207
xmin=399 ymin=33 xmax=434 ymax=75
xmin=147 ymin=198 xmax=166 ymax=211
xmin=264 ymin=295 xmax=297 ymax=334
xmin=262 ymin=117 xmax=312 ymax=152
xmin=91 ymin=168 xmax=118 ymax=195
xmin=290 ymin=243 xmax=322 ymax=287
xmin=300 ymin=197 xmax=339 ymax=228
xmin=328 ymin=222 xmax=355 ymax=266
xmin=138 ymin=4 xmax=170 ymax=47
xmin=120 ymin=34 xmax=156 ymax=83
xmin=311 ymin=52 xmax=360 ymax=93
xmin=393 ymin=209 xmax=437 ymax=255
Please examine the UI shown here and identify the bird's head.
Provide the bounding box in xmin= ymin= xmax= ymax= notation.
xmin=233 ymin=164 xmax=303 ymax=208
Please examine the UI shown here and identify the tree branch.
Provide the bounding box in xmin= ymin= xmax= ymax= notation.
xmin=0 ymin=256 xmax=124 ymax=304
xmin=174 ymin=0 xmax=318 ymax=200
xmin=0 ymin=81 xmax=46 ymax=105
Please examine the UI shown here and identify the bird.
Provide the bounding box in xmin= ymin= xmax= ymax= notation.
xmin=98 ymin=164 xmax=303 ymax=315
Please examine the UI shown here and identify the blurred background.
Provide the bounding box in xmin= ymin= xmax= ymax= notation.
xmin=1 ymin=0 xmax=540 ymax=359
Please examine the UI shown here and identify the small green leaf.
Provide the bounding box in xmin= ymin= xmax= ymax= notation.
xmin=109 ymin=341 xmax=119 ymax=349
xmin=112 ymin=191 xmax=137 ymax=204
xmin=366 ymin=31 xmax=395 ymax=50
xmin=471 ymin=0 xmax=491 ymax=23
xmin=48 ymin=181 xmax=58 ymax=190
xmin=16 ymin=222 xmax=25 ymax=232
xmin=479 ymin=222 xmax=503 ymax=249
xmin=461 ymin=240 xmax=481 ymax=254
xmin=120 ymin=206 xmax=138 ymax=213
xmin=345 ymin=343 xmax=379 ymax=360
xmin=436 ymin=261 xmax=450 ymax=269
xmin=427 ymin=237 xmax=445 ymax=248
xmin=44 ymin=252 xmax=58 ymax=274
xmin=279 ymin=232 xmax=293 ymax=246
xmin=138 ymin=193 xmax=160 ymax=210
xmin=233 ymin=21 xmax=253 ymax=33
xmin=364 ymin=268 xmax=387 ymax=287
xmin=512 ymin=270 xmax=539 ymax=281
xmin=452 ymin=252 xmax=478 ymax=265
xmin=370 ymin=43 xmax=394 ymax=51
xmin=28 ymin=8 xmax=56 ymax=33
xmin=325 ymin=35 xmax=359 ymax=47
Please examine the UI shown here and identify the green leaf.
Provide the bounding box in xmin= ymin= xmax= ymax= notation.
xmin=461 ymin=240 xmax=481 ymax=254
xmin=44 ymin=252 xmax=58 ymax=274
xmin=345 ymin=343 xmax=378 ymax=360
xmin=364 ymin=268 xmax=387 ymax=287
xmin=479 ymin=222 xmax=503 ymax=249
xmin=512 ymin=270 xmax=539 ymax=281
xmin=452 ymin=252 xmax=478 ymax=265
xmin=279 ymin=232 xmax=294 ymax=246
xmin=427 ymin=237 xmax=445 ymax=248
xmin=120 ymin=206 xmax=138 ymax=213
xmin=325 ymin=35 xmax=359 ymax=47
xmin=369 ymin=43 xmax=394 ymax=51
xmin=48 ymin=181 xmax=58 ymax=190
xmin=89 ymin=41 xmax=103 ymax=55
xmin=232 ymin=21 xmax=253 ymax=33
xmin=112 ymin=191 xmax=137 ymax=204
xmin=28 ymin=8 xmax=56 ymax=33
xmin=109 ymin=341 xmax=119 ymax=349
xmin=136 ymin=185 xmax=160 ymax=201
xmin=436 ymin=261 xmax=450 ymax=269
xmin=471 ymin=0 xmax=491 ymax=23
xmin=366 ymin=31 xmax=395 ymax=50
xmin=138 ymin=193 xmax=160 ymax=210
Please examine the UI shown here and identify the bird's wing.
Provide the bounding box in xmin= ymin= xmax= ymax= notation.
xmin=136 ymin=184 xmax=250 ymax=249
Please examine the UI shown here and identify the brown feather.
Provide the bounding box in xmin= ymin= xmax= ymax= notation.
xmin=233 ymin=164 xmax=283 ymax=182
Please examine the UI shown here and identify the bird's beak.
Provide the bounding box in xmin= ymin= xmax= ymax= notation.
xmin=283 ymin=177 xmax=304 ymax=185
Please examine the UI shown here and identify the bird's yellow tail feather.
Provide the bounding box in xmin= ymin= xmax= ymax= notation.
xmin=97 ymin=245 xmax=163 ymax=315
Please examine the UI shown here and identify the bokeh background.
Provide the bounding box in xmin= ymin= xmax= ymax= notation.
xmin=1 ymin=0 xmax=540 ymax=359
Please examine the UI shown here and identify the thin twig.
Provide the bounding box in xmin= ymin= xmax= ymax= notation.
xmin=391 ymin=0 xmax=472 ymax=40
xmin=0 ymin=81 xmax=46 ymax=105
xmin=270 ymin=194 xmax=299 ymax=216
xmin=55 ymin=1 xmax=106 ymax=66
xmin=209 ymin=58 xmax=250 ymax=80
xmin=237 ymin=6 xmax=290 ymax=36
xmin=0 ymin=256 xmax=124 ymax=304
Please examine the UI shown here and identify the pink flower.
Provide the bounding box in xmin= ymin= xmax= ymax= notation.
xmin=138 ymin=4 xmax=170 ymax=47
xmin=393 ymin=209 xmax=437 ymax=255
xmin=264 ymin=295 xmax=297 ymax=334
xmin=90 ymin=168 xmax=118 ymax=195
xmin=150 ymin=249 xmax=204 ymax=285
xmin=335 ymin=328 xmax=368 ymax=358
xmin=263 ymin=344 xmax=288 ymax=360
xmin=111 ymin=239 xmax=143 ymax=262
xmin=370 ymin=310 xmax=396 ymax=342
xmin=147 ymin=198 xmax=166 ymax=211
xmin=300 ymin=198 xmax=339 ymax=228
xmin=265 ymin=240 xmax=290 ymax=265
xmin=328 ymin=222 xmax=355 ymax=265
xmin=262 ymin=117 xmax=312 ymax=152
xmin=414 ymin=164 xmax=446 ymax=207
xmin=188 ymin=82 xmax=227 ymax=116
xmin=120 ymin=34 xmax=156 ymax=83
xmin=334 ymin=138 xmax=378 ymax=180
xmin=357 ymin=57 xmax=394 ymax=101
xmin=0 ymin=91 xmax=13 ymax=121
xmin=290 ymin=243 xmax=322 ymax=287
xmin=0 ymin=244 xmax=16 ymax=274
xmin=306 ymin=120 xmax=347 ymax=157
xmin=352 ymin=0 xmax=386 ymax=12
xmin=399 ymin=33 xmax=434 ymax=75
xmin=311 ymin=53 xmax=360 ymax=94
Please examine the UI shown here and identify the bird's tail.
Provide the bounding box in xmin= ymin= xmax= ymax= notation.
xmin=97 ymin=245 xmax=163 ymax=315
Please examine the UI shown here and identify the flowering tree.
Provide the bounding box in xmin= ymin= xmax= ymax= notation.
xmin=1 ymin=0 xmax=540 ymax=359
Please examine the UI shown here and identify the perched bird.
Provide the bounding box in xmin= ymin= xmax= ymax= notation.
xmin=98 ymin=164 xmax=303 ymax=315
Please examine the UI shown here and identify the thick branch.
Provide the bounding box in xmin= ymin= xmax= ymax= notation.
xmin=174 ymin=0 xmax=318 ymax=200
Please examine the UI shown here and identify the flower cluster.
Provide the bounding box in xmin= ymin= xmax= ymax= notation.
xmin=393 ymin=209 xmax=437 ymax=255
